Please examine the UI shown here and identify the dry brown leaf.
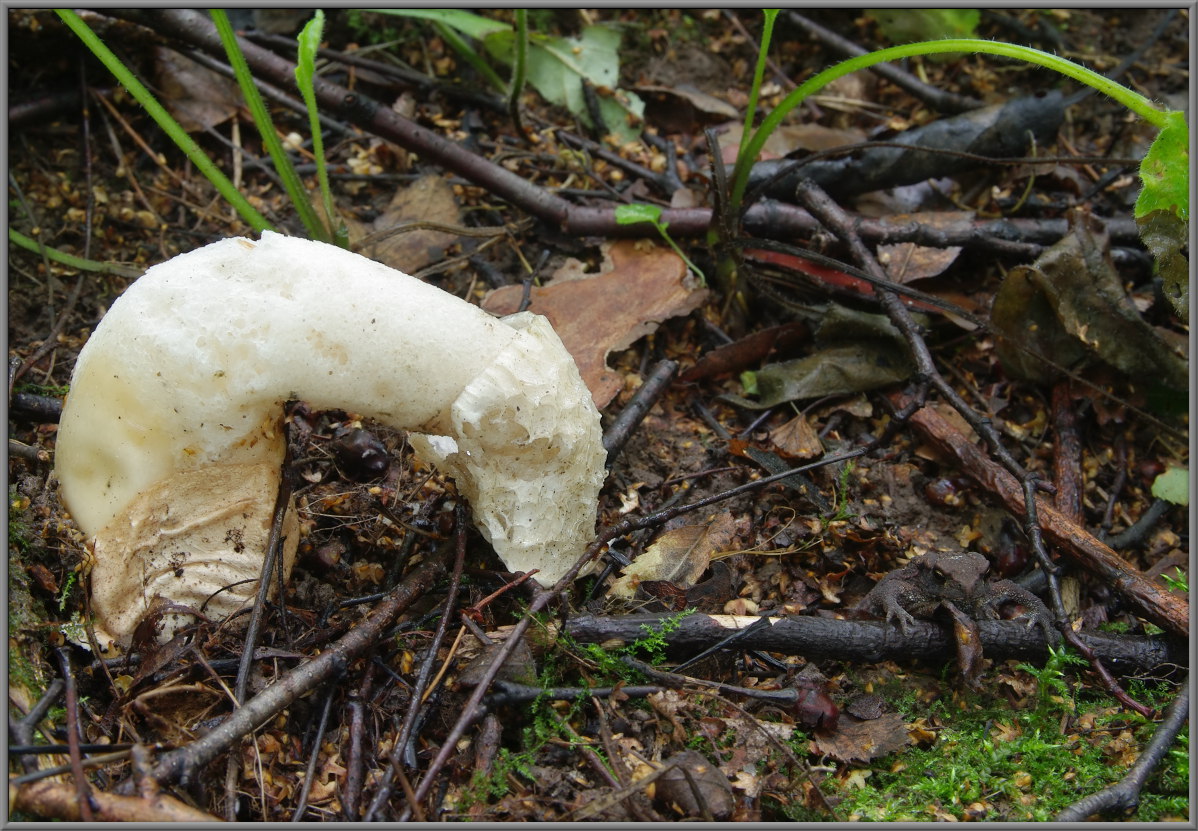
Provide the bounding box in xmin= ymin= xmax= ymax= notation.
xmin=484 ymin=239 xmax=709 ymax=408
xmin=655 ymin=750 xmax=735 ymax=820
xmin=770 ymin=411 xmax=824 ymax=459
xmin=876 ymin=242 xmax=962 ymax=283
xmin=812 ymin=712 xmax=910 ymax=763
xmin=610 ymin=513 xmax=739 ymax=599
xmin=153 ymin=47 xmax=239 ymax=132
xmin=345 ymin=175 xmax=463 ymax=272
xmin=874 ymin=210 xmax=973 ymax=284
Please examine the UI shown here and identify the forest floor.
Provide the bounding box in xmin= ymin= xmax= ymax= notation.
xmin=7 ymin=8 xmax=1190 ymax=822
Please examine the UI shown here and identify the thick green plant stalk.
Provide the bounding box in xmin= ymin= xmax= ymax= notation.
xmin=54 ymin=9 xmax=272 ymax=233
xmin=9 ymin=229 xmax=143 ymax=278
xmin=211 ymin=10 xmax=329 ymax=242
xmin=295 ymin=10 xmax=346 ymax=247
xmin=729 ymin=38 xmax=1182 ymax=218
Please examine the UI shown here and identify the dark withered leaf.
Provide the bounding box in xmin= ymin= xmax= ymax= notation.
xmin=653 ymin=750 xmax=735 ymax=820
xmin=993 ymin=212 xmax=1188 ymax=389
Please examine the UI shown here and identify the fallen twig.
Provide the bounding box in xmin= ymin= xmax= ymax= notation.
xmin=560 ymin=613 xmax=1185 ymax=675
xmin=125 ymin=547 xmax=448 ymax=790
xmin=363 ymin=505 xmax=470 ymax=820
xmin=603 ymin=358 xmax=679 ymax=464
xmin=787 ymin=11 xmax=984 ymax=113
xmin=104 ymin=9 xmax=1144 ymax=258
xmin=895 ymin=393 xmax=1189 ymax=639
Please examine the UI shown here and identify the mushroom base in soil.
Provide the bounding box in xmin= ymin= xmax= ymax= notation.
xmin=54 ymin=232 xmax=607 ymax=653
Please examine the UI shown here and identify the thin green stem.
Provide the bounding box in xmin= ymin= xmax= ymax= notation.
xmin=509 ymin=9 xmax=529 ymax=141
xmin=296 ymin=10 xmax=345 ymax=246
xmin=211 ymin=10 xmax=328 ymax=241
xmin=729 ymin=38 xmax=1171 ymax=217
xmin=54 ymin=9 xmax=271 ymax=233
xmin=9 ymin=229 xmax=143 ymax=278
xmin=435 ymin=20 xmax=508 ymax=93
xmin=737 ymin=10 xmax=780 ymax=164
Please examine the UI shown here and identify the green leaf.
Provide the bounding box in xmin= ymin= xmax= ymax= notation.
xmin=614 ymin=203 xmax=663 ymax=225
xmin=371 ymin=9 xmax=509 ymax=41
xmin=486 ymin=26 xmax=644 ymax=143
xmin=869 ymin=9 xmax=979 ymax=45
xmin=740 ymin=371 xmax=759 ymax=397
xmin=296 ymin=10 xmax=343 ymax=244
xmin=1135 ymin=112 xmax=1189 ymax=221
xmin=1151 ymin=467 xmax=1188 ymax=506
xmin=726 ymin=306 xmax=915 ymax=408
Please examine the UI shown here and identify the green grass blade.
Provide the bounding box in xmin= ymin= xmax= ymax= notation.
xmin=434 ymin=20 xmax=509 ymax=93
xmin=509 ymin=9 xmax=529 ymax=138
xmin=211 ymin=10 xmax=328 ymax=241
xmin=9 ymin=228 xmax=144 ymax=278
xmin=54 ymin=9 xmax=272 ymax=233
xmin=296 ymin=10 xmax=345 ymax=245
xmin=737 ymin=10 xmax=779 ymax=165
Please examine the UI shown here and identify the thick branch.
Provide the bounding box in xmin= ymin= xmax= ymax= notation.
xmin=561 ymin=613 xmax=1185 ymax=675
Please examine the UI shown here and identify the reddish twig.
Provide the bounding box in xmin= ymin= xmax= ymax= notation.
xmin=1051 ymin=380 xmax=1084 ymax=523
xmin=896 ymin=395 xmax=1188 ymax=639
xmin=459 ymin=571 xmax=540 ymax=625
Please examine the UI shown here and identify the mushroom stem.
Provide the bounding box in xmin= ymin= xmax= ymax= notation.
xmin=55 ymin=232 xmax=606 ymax=650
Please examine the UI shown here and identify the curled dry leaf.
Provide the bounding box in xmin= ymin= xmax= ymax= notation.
xmin=993 ymin=210 xmax=1188 ymax=390
xmin=813 ymin=711 xmax=911 ymax=763
xmin=484 ymin=239 xmax=709 ymax=408
xmin=770 ymin=411 xmax=824 ymax=459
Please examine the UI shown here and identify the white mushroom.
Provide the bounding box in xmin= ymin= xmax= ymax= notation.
xmin=54 ymin=231 xmax=606 ymax=652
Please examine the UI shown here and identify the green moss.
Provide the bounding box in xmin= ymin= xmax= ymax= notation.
xmin=784 ymin=665 xmax=1188 ymax=821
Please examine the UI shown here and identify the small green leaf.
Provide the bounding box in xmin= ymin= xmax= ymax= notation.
xmin=1137 ymin=208 xmax=1189 ymax=322
xmin=1151 ymin=467 xmax=1188 ymax=506
xmin=614 ymin=203 xmax=663 ymax=226
xmin=1161 ymin=567 xmax=1188 ymax=594
xmin=740 ymin=370 xmax=759 ymax=397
